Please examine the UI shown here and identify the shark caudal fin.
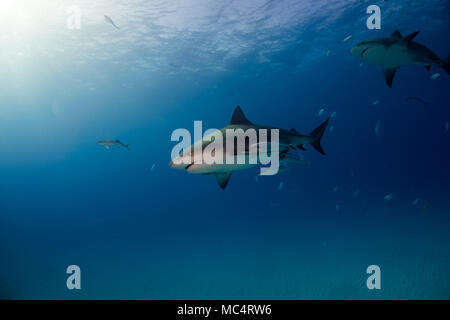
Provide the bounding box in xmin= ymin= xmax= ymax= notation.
xmin=443 ymin=54 xmax=450 ymax=75
xmin=124 ymin=144 xmax=130 ymax=151
xmin=309 ymin=118 xmax=329 ymax=155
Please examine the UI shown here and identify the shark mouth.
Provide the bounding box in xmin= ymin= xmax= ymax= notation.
xmin=361 ymin=47 xmax=371 ymax=57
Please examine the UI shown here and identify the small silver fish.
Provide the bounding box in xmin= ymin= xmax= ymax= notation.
xmin=343 ymin=35 xmax=352 ymax=42
xmin=104 ymin=15 xmax=119 ymax=29
xmin=412 ymin=198 xmax=420 ymax=206
xmin=330 ymin=111 xmax=337 ymax=118
xmin=317 ymin=108 xmax=324 ymax=117
xmin=150 ymin=163 xmax=156 ymax=171
xmin=431 ymin=73 xmax=440 ymax=80
xmin=353 ymin=190 xmax=360 ymax=198
xmin=329 ymin=125 xmax=335 ymax=132
xmin=445 ymin=121 xmax=449 ymax=133
xmin=373 ymin=100 xmax=380 ymax=105
xmin=335 ymin=204 xmax=341 ymax=212
xmin=384 ymin=194 xmax=393 ymax=201
xmin=333 ymin=186 xmax=339 ymax=192
xmin=405 ymin=96 xmax=427 ymax=105
xmin=278 ymin=182 xmax=284 ymax=191
xmin=375 ymin=120 xmax=381 ymax=137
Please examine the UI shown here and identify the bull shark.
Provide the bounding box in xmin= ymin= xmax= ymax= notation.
xmin=170 ymin=106 xmax=329 ymax=189
xmin=97 ymin=139 xmax=130 ymax=150
xmin=351 ymin=30 xmax=450 ymax=87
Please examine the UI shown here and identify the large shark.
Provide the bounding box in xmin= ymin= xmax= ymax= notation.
xmin=170 ymin=106 xmax=329 ymax=189
xmin=97 ymin=139 xmax=130 ymax=150
xmin=351 ymin=30 xmax=450 ymax=87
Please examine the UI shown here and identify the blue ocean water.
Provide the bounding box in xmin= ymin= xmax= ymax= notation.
xmin=0 ymin=0 xmax=449 ymax=299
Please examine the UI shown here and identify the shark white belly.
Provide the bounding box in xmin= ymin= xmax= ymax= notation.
xmin=187 ymin=162 xmax=257 ymax=174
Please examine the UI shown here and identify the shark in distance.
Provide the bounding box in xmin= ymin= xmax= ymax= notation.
xmin=97 ymin=139 xmax=130 ymax=150
xmin=351 ymin=30 xmax=449 ymax=87
xmin=104 ymin=15 xmax=120 ymax=29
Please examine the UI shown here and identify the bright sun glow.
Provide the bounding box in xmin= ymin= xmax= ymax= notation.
xmin=0 ymin=0 xmax=68 ymax=84
xmin=0 ymin=1 xmax=28 ymax=27
xmin=0 ymin=0 xmax=64 ymax=37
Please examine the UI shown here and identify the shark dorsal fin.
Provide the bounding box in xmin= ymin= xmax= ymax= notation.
xmin=405 ymin=31 xmax=419 ymax=42
xmin=230 ymin=106 xmax=252 ymax=125
xmin=391 ymin=30 xmax=403 ymax=38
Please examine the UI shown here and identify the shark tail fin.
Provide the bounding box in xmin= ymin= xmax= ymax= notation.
xmin=443 ymin=54 xmax=450 ymax=75
xmin=309 ymin=118 xmax=329 ymax=155
xmin=125 ymin=144 xmax=130 ymax=151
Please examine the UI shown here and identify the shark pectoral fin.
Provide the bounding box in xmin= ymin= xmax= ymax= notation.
xmin=383 ymin=67 xmax=397 ymax=88
xmin=216 ymin=172 xmax=232 ymax=189
xmin=405 ymin=31 xmax=420 ymax=42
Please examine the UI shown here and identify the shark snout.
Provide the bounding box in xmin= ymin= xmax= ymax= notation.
xmin=170 ymin=159 xmax=190 ymax=170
